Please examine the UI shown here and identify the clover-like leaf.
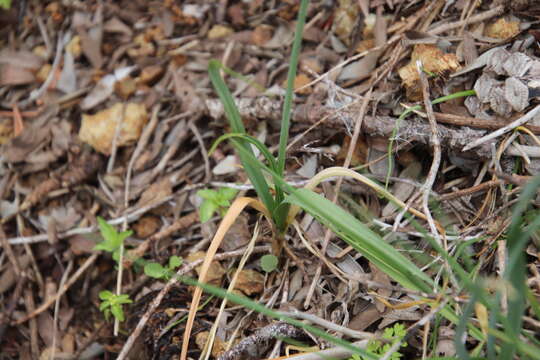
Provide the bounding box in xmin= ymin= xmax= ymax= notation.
xmin=99 ymin=290 xmax=114 ymax=300
xmin=111 ymin=304 xmax=125 ymax=322
xmin=218 ymin=187 xmax=238 ymax=200
xmin=0 ymin=0 xmax=12 ymax=10
xmin=260 ymin=254 xmax=279 ymax=273
xmin=199 ymin=200 xmax=218 ymax=223
xmin=197 ymin=189 xmax=219 ymax=201
xmin=144 ymin=262 xmax=167 ymax=279
xmin=168 ymin=255 xmax=182 ymax=270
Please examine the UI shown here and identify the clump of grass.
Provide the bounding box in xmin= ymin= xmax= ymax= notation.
xmin=179 ymin=0 xmax=540 ymax=357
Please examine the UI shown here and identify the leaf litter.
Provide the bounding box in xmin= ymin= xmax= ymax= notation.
xmin=0 ymin=1 xmax=540 ymax=359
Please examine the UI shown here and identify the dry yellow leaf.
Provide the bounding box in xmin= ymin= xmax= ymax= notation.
xmin=66 ymin=36 xmax=82 ymax=58
xmin=234 ymin=269 xmax=265 ymax=296
xmin=208 ymin=25 xmax=233 ymax=40
xmin=485 ymin=18 xmax=520 ymax=40
xmin=186 ymin=251 xmax=226 ymax=285
xmin=79 ymin=102 xmax=148 ymax=155
xmin=398 ymin=44 xmax=461 ymax=100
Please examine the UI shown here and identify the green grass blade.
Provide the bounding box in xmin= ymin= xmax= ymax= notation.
xmin=208 ymin=60 xmax=268 ymax=94
xmin=208 ymin=60 xmax=275 ymax=213
xmin=501 ymin=175 xmax=540 ymax=358
xmin=286 ymin=188 xmax=434 ymax=292
xmin=209 ymin=133 xmax=279 ymax=172
xmin=277 ymin=0 xmax=309 ymax=175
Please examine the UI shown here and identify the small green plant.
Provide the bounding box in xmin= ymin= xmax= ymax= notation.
xmin=197 ymin=187 xmax=238 ymax=222
xmin=350 ymin=323 xmax=407 ymax=360
xmin=260 ymin=254 xmax=278 ymax=273
xmin=144 ymin=255 xmax=183 ymax=280
xmin=98 ymin=290 xmax=133 ymax=322
xmin=93 ymin=217 xmax=133 ymax=325
xmin=0 ymin=0 xmax=11 ymax=10
xmin=93 ymin=217 xmax=133 ymax=262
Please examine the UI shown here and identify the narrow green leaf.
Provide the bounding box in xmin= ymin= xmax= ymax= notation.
xmin=208 ymin=60 xmax=275 ymax=213
xmin=277 ymin=0 xmax=309 ymax=175
xmin=210 ymin=133 xmax=279 ymax=172
xmin=286 ymin=188 xmax=433 ymax=292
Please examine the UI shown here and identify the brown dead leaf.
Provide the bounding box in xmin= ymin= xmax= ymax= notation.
xmin=77 ymin=28 xmax=103 ymax=69
xmin=0 ymin=64 xmax=35 ymax=86
xmin=186 ymin=251 xmax=226 ymax=286
xmin=382 ymin=161 xmax=422 ymax=217
xmin=234 ymin=269 xmax=265 ymax=296
xmin=484 ymin=17 xmax=520 ymax=40
xmin=195 ymin=331 xmax=227 ymax=358
xmin=133 ymin=215 xmax=162 ymax=238
xmin=79 ymin=102 xmax=148 ymax=155
xmin=349 ymin=302 xmax=382 ymax=331
xmin=0 ymin=50 xmax=44 ymax=70
xmin=252 ymin=25 xmax=274 ymax=46
xmin=369 ymin=262 xmax=392 ymax=313
xmin=333 ymin=0 xmax=359 ymax=46
xmin=139 ymin=65 xmax=164 ymax=85
xmin=69 ymin=235 xmax=96 ymax=255
xmin=289 ymin=73 xmax=312 ymax=95
xmin=115 ymin=77 xmax=137 ymax=99
xmin=398 ymin=44 xmax=461 ymax=100
xmin=221 ymin=214 xmax=250 ymax=251
xmin=136 ymin=177 xmax=172 ymax=208
xmin=0 ymin=255 xmax=30 ymax=294
xmin=127 ymin=34 xmax=156 ymax=58
xmin=336 ymin=135 xmax=367 ymax=166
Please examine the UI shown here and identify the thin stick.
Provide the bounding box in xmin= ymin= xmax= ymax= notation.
xmin=277 ymin=310 xmax=373 ymax=339
xmin=428 ymin=5 xmax=504 ymax=35
xmin=417 ymin=60 xmax=443 ymax=250
xmin=463 ymin=105 xmax=540 ymax=152
xmin=107 ymin=102 xmax=127 ymax=173
xmin=189 ymin=121 xmax=211 ymax=183
xmin=50 ymin=260 xmax=73 ymax=360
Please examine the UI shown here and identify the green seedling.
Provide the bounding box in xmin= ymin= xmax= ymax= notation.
xmin=144 ymin=255 xmax=183 ymax=280
xmin=260 ymin=254 xmax=278 ymax=273
xmin=197 ymin=187 xmax=238 ymax=222
xmin=350 ymin=323 xmax=407 ymax=360
xmin=98 ymin=290 xmax=133 ymax=322
xmin=0 ymin=0 xmax=11 ymax=10
xmin=93 ymin=217 xmax=133 ymax=262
